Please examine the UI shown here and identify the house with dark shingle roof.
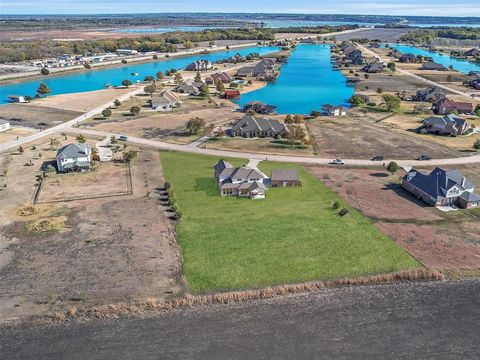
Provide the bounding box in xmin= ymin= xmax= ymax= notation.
xmin=56 ymin=143 xmax=92 ymax=172
xmin=362 ymin=60 xmax=385 ymax=73
xmin=236 ymin=59 xmax=276 ymax=79
xmin=421 ymin=114 xmax=470 ymax=136
xmin=231 ymin=114 xmax=287 ymax=138
xmin=431 ymin=98 xmax=473 ymax=115
xmin=402 ymin=167 xmax=480 ymax=209
xmin=214 ymin=160 xmax=267 ymax=199
xmin=421 ymin=62 xmax=447 ymax=71
xmin=185 ymin=60 xmax=212 ymax=71
xmin=173 ymin=80 xmax=202 ymax=96
xmin=271 ymin=169 xmax=301 ymax=187
xmin=414 ymin=86 xmax=445 ymax=102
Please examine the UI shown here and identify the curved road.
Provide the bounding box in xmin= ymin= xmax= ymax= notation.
xmin=1 ymin=280 xmax=479 ymax=359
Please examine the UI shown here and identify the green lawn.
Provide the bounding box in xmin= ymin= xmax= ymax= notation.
xmin=161 ymin=151 xmax=419 ymax=292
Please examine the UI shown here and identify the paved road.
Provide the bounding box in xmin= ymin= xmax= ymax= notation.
xmin=357 ymin=44 xmax=480 ymax=101
xmin=1 ymin=280 xmax=479 ymax=359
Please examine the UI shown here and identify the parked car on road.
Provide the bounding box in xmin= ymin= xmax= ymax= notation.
xmin=417 ymin=155 xmax=432 ymax=161
xmin=371 ymin=155 xmax=384 ymax=161
xmin=330 ymin=159 xmax=345 ymax=165
xmin=119 ymin=135 xmax=128 ymax=141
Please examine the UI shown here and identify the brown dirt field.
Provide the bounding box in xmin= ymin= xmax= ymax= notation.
xmin=0 ymin=103 xmax=82 ymax=129
xmin=0 ymin=135 xmax=183 ymax=322
xmin=204 ymin=136 xmax=314 ymax=157
xmin=28 ymin=87 xmax=137 ymax=112
xmin=38 ymin=162 xmax=131 ymax=203
xmin=307 ymin=115 xmax=463 ymax=160
xmin=0 ymin=126 xmax=36 ymax=143
xmin=308 ymin=166 xmax=480 ymax=270
xmin=83 ymin=106 xmax=242 ymax=144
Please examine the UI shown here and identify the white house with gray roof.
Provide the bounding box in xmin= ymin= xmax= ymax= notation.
xmin=402 ymin=167 xmax=480 ymax=209
xmin=56 ymin=143 xmax=92 ymax=173
xmin=151 ymin=90 xmax=180 ymax=111
xmin=0 ymin=120 xmax=10 ymax=133
xmin=214 ymin=160 xmax=267 ymax=199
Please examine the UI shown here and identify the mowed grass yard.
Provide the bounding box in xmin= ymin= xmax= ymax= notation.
xmin=161 ymin=152 xmax=419 ymax=292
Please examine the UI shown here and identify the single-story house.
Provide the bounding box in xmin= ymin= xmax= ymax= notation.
xmin=468 ymin=78 xmax=480 ymax=90
xmin=0 ymin=120 xmax=10 ymax=133
xmin=231 ymin=114 xmax=287 ymax=138
xmin=322 ymin=104 xmax=349 ymax=117
xmin=242 ymin=101 xmax=277 ymax=115
xmin=185 ymin=60 xmax=212 ymax=71
xmin=362 ymin=60 xmax=385 ymax=73
xmin=173 ymin=80 xmax=202 ymax=96
xmin=236 ymin=59 xmax=275 ymax=79
xmin=56 ymin=143 xmax=92 ymax=173
xmin=151 ymin=90 xmax=180 ymax=111
xmin=205 ymin=72 xmax=234 ymax=84
xmin=402 ymin=167 xmax=480 ymax=209
xmin=431 ymin=98 xmax=473 ymax=115
xmin=8 ymin=95 xmax=27 ymax=103
xmin=271 ymin=169 xmax=301 ymax=187
xmin=414 ymin=86 xmax=445 ymax=102
xmin=421 ymin=114 xmax=470 ymax=136
xmin=399 ymin=53 xmax=418 ymax=63
xmin=214 ymin=160 xmax=268 ymax=199
xmin=464 ymin=48 xmax=480 ymax=57
xmin=421 ymin=62 xmax=447 ymax=71
xmin=468 ymin=71 xmax=480 ymax=78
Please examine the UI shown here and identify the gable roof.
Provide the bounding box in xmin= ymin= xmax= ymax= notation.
xmin=56 ymin=143 xmax=90 ymax=160
xmin=152 ymin=90 xmax=179 ymax=108
xmin=214 ymin=159 xmax=233 ymax=175
xmin=231 ymin=115 xmax=286 ymax=134
xmin=271 ymin=169 xmax=299 ymax=182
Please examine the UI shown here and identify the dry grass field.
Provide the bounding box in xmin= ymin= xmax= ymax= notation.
xmin=0 ymin=126 xmax=36 ymax=143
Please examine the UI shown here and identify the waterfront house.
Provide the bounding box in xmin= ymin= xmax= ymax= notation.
xmin=56 ymin=143 xmax=92 ymax=173
xmin=468 ymin=78 xmax=480 ymax=90
xmin=464 ymin=48 xmax=480 ymax=57
xmin=322 ymin=104 xmax=349 ymax=117
xmin=399 ymin=53 xmax=418 ymax=63
xmin=214 ymin=160 xmax=268 ymax=199
xmin=236 ymin=59 xmax=275 ymax=79
xmin=414 ymin=86 xmax=445 ymax=102
xmin=186 ymin=60 xmax=212 ymax=71
xmin=402 ymin=167 xmax=480 ymax=209
xmin=421 ymin=114 xmax=470 ymax=136
xmin=205 ymin=72 xmax=234 ymax=84
xmin=242 ymin=101 xmax=277 ymax=115
xmin=468 ymin=71 xmax=480 ymax=78
xmin=116 ymin=49 xmax=138 ymax=56
xmin=421 ymin=62 xmax=447 ymax=71
xmin=151 ymin=90 xmax=180 ymax=111
xmin=231 ymin=114 xmax=287 ymax=138
xmin=0 ymin=120 xmax=10 ymax=133
xmin=362 ymin=60 xmax=385 ymax=73
xmin=431 ymin=98 xmax=473 ymax=115
xmin=271 ymin=169 xmax=301 ymax=188
xmin=223 ymin=90 xmax=241 ymax=99
xmin=7 ymin=95 xmax=27 ymax=103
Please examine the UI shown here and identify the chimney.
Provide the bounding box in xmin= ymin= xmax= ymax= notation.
xmin=461 ymin=177 xmax=466 ymax=189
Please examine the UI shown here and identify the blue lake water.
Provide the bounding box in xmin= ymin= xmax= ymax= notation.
xmin=236 ymin=44 xmax=354 ymax=115
xmin=0 ymin=46 xmax=279 ymax=104
xmin=389 ymin=44 xmax=480 ymax=75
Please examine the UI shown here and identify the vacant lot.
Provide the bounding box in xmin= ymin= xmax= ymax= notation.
xmin=161 ymin=151 xmax=418 ymax=292
xmin=308 ymin=115 xmax=463 ymax=159
xmin=204 ymin=136 xmax=314 ymax=157
xmin=334 ymin=28 xmax=411 ymax=42
xmin=0 ymin=126 xmax=36 ymax=143
xmin=84 ymin=107 xmax=241 ymax=144
xmin=0 ymin=143 xmax=183 ymax=321
xmin=309 ymin=166 xmax=480 ymax=270
xmin=38 ymin=162 xmax=131 ymax=203
xmin=0 ymin=103 xmax=82 ymax=129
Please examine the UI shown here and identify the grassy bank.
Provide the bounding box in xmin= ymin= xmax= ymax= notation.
xmin=161 ymin=151 xmax=419 ymax=292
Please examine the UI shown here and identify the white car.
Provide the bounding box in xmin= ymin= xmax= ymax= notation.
xmin=330 ymin=159 xmax=345 ymax=165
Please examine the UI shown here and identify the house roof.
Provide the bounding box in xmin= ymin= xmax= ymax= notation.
xmin=403 ymin=167 xmax=475 ymax=201
xmin=271 ymin=168 xmax=299 ymax=182
xmin=214 ymin=159 xmax=233 ymax=175
xmin=231 ymin=115 xmax=286 ymax=134
xmin=422 ymin=62 xmax=446 ymax=70
xmin=423 ymin=114 xmax=466 ymax=129
xmin=0 ymin=120 xmax=9 ymax=126
xmin=459 ymin=191 xmax=480 ymax=203
xmin=152 ymin=90 xmax=179 ymax=107
xmin=56 ymin=143 xmax=90 ymax=160
xmin=434 ymin=98 xmax=473 ymax=112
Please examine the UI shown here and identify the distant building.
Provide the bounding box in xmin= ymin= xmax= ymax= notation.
xmin=223 ymin=90 xmax=240 ymax=99
xmin=431 ymin=98 xmax=473 ymax=115
xmin=399 ymin=53 xmax=418 ymax=63
xmin=421 ymin=62 xmax=447 ymax=71
xmin=464 ymin=48 xmax=480 ymax=57
xmin=214 ymin=160 xmax=268 ymax=199
xmin=421 ymin=114 xmax=470 ymax=136
xmin=231 ymin=114 xmax=287 ymax=138
xmin=205 ymin=72 xmax=234 ymax=84
xmin=468 ymin=78 xmax=480 ymax=90
xmin=362 ymin=60 xmax=385 ymax=73
xmin=402 ymin=167 xmax=480 ymax=209
xmin=271 ymin=169 xmax=301 ymax=187
xmin=186 ymin=60 xmax=212 ymax=71
xmin=242 ymin=101 xmax=277 ymax=115
xmin=151 ymin=90 xmax=180 ymax=111
xmin=116 ymin=49 xmax=138 ymax=56
xmin=414 ymin=86 xmax=445 ymax=102
xmin=173 ymin=80 xmax=202 ymax=96
xmin=7 ymin=95 xmax=27 ymax=103
xmin=322 ymin=104 xmax=349 ymax=116
xmin=0 ymin=120 xmax=10 ymax=133
xmin=56 ymin=143 xmax=92 ymax=173
xmin=236 ymin=59 xmax=276 ymax=80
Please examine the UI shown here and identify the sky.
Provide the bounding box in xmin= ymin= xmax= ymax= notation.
xmin=1 ymin=0 xmax=480 ymax=17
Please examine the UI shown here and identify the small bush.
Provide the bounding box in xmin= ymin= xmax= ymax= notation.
xmin=332 ymin=201 xmax=340 ymax=209
xmin=164 ymin=182 xmax=171 ymax=190
xmin=338 ymin=208 xmax=349 ymax=217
